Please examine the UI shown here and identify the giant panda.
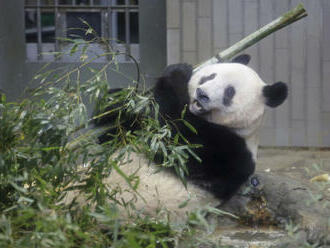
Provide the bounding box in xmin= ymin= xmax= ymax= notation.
xmin=91 ymin=57 xmax=288 ymax=219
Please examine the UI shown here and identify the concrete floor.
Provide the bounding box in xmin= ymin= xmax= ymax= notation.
xmin=257 ymin=147 xmax=330 ymax=198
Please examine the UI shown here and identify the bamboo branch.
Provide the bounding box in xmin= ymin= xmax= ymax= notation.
xmin=194 ymin=3 xmax=307 ymax=72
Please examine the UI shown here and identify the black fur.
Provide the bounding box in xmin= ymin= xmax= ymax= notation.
xmin=263 ymin=81 xmax=288 ymax=108
xmin=231 ymin=54 xmax=251 ymax=65
xmin=199 ymin=73 xmax=217 ymax=85
xmin=96 ymin=64 xmax=255 ymax=201
xmin=223 ymin=85 xmax=235 ymax=106
xmin=93 ymin=88 xmax=141 ymax=144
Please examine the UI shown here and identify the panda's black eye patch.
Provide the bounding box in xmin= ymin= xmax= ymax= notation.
xmin=223 ymin=86 xmax=235 ymax=106
xmin=199 ymin=73 xmax=217 ymax=85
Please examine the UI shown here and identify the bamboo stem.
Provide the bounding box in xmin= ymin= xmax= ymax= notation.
xmin=194 ymin=3 xmax=307 ymax=72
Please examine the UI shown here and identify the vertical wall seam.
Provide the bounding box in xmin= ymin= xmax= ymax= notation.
xmin=225 ymin=0 xmax=229 ymax=48
xmin=288 ymin=0 xmax=293 ymax=145
xmin=271 ymin=0 xmax=276 ymax=143
xmin=196 ymin=0 xmax=199 ymax=62
xmin=242 ymin=0 xmax=246 ymax=37
xmin=257 ymin=0 xmax=261 ymax=73
xmin=195 ymin=0 xmax=199 ymax=63
xmin=319 ymin=0 xmax=324 ymax=145
xmin=303 ymin=3 xmax=308 ymax=145
xmin=210 ymin=0 xmax=214 ymax=60
xmin=179 ymin=0 xmax=183 ymax=62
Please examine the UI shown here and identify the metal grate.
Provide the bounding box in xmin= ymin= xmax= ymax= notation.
xmin=24 ymin=0 xmax=139 ymax=62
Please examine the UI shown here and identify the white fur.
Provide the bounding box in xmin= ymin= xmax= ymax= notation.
xmin=188 ymin=63 xmax=267 ymax=160
xmin=63 ymin=153 xmax=220 ymax=222
xmin=103 ymin=153 xmax=220 ymax=220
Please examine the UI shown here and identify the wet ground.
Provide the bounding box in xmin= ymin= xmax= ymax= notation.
xmin=199 ymin=148 xmax=330 ymax=248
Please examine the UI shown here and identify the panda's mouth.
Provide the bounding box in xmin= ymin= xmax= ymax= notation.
xmin=194 ymin=100 xmax=203 ymax=110
xmin=190 ymin=99 xmax=209 ymax=116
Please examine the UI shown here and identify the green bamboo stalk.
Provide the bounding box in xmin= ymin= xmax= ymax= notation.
xmin=194 ymin=3 xmax=307 ymax=72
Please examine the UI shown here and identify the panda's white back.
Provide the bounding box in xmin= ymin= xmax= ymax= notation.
xmin=102 ymin=153 xmax=221 ymax=221
xmin=61 ymin=152 xmax=220 ymax=222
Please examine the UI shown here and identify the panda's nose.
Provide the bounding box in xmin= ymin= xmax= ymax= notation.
xmin=196 ymin=88 xmax=209 ymax=103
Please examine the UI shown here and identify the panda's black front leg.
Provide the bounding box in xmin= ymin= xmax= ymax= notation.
xmin=194 ymin=158 xmax=255 ymax=201
xmin=154 ymin=63 xmax=193 ymax=119
xmin=216 ymin=159 xmax=255 ymax=201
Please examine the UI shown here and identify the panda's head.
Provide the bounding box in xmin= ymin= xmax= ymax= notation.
xmin=188 ymin=63 xmax=288 ymax=135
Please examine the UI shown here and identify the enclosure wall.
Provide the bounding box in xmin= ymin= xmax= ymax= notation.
xmin=167 ymin=0 xmax=330 ymax=147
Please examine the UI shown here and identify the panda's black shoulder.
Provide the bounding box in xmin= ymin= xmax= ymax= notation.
xmin=154 ymin=63 xmax=193 ymax=120
xmin=181 ymin=112 xmax=255 ymax=200
xmin=184 ymin=112 xmax=252 ymax=159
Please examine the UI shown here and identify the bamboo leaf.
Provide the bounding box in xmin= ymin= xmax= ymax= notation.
xmin=182 ymin=120 xmax=197 ymax=134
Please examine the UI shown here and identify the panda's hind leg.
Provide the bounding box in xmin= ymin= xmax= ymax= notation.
xmin=218 ymin=159 xmax=255 ymax=201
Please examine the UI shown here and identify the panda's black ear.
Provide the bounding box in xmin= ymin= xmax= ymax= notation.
xmin=263 ymin=81 xmax=288 ymax=108
xmin=231 ymin=54 xmax=251 ymax=65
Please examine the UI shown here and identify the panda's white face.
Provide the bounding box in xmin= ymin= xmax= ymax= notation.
xmin=188 ymin=63 xmax=266 ymax=133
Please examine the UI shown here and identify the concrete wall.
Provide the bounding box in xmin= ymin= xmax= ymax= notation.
xmin=0 ymin=1 xmax=26 ymax=100
xmin=167 ymin=0 xmax=330 ymax=147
